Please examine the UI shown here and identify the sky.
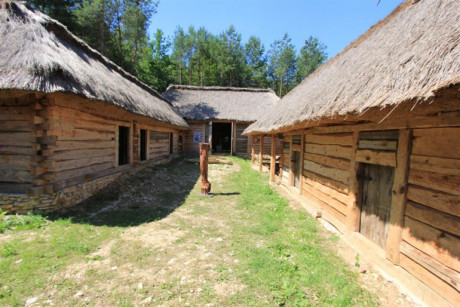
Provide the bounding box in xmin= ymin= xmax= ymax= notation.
xmin=148 ymin=0 xmax=405 ymax=59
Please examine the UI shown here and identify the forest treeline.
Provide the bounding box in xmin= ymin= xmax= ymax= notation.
xmin=27 ymin=0 xmax=327 ymax=96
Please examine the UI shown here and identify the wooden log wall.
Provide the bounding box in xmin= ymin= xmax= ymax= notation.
xmin=400 ymin=127 xmax=460 ymax=306
xmin=281 ymin=139 xmax=290 ymax=183
xmin=236 ymin=123 xmax=249 ymax=155
xmin=183 ymin=122 xmax=205 ymax=154
xmin=301 ymin=132 xmax=355 ymax=224
xmin=0 ymin=94 xmax=35 ymax=193
xmin=148 ymin=131 xmax=170 ymax=158
xmin=253 ymin=135 xmax=282 ymax=158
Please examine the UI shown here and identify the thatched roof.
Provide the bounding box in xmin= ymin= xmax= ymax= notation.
xmin=245 ymin=0 xmax=460 ymax=135
xmin=163 ymin=85 xmax=280 ymax=122
xmin=0 ymin=2 xmax=188 ymax=129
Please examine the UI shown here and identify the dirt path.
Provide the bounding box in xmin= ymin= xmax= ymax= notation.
xmin=42 ymin=158 xmax=418 ymax=306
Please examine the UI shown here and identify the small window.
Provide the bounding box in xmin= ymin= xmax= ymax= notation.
xmin=292 ymin=135 xmax=301 ymax=145
xmin=118 ymin=126 xmax=130 ymax=166
xmin=140 ymin=129 xmax=147 ymax=161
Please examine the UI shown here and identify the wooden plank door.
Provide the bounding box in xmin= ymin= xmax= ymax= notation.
xmin=291 ymin=151 xmax=301 ymax=188
xmin=360 ymin=164 xmax=394 ymax=248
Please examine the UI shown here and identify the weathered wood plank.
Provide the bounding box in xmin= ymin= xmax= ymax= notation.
xmin=360 ymin=130 xmax=399 ymax=140
xmin=301 ymin=187 xmax=347 ymax=224
xmin=0 ymin=132 xmax=34 ymax=146
xmin=54 ymin=129 xmax=114 ymax=141
xmin=54 ymin=148 xmax=114 ymax=161
xmin=410 ymin=155 xmax=460 ymax=176
xmin=400 ymin=254 xmax=460 ymax=306
xmin=305 ymin=133 xmax=353 ymax=146
xmin=303 ymin=160 xmax=350 ymax=185
xmin=55 ymin=155 xmax=115 ymax=172
xmin=0 ymin=121 xmax=31 ymax=132
xmin=55 ymin=162 xmax=113 ymax=181
xmin=412 ymin=128 xmax=460 ymax=159
xmin=386 ymin=129 xmax=411 ymax=264
xmin=0 ymin=155 xmax=31 ymax=169
xmin=346 ymin=131 xmax=360 ymax=231
xmin=358 ymin=140 xmax=397 ymax=151
xmin=407 ymin=186 xmax=459 ymax=218
xmin=302 ymin=181 xmax=348 ymax=215
xmin=55 ymin=140 xmax=114 ymax=151
xmin=304 ymin=177 xmax=352 ymax=203
xmin=0 ymin=146 xmax=36 ymax=155
xmin=49 ymin=117 xmax=116 ymax=133
xmin=400 ymin=241 xmax=460 ymax=292
xmin=303 ymin=169 xmax=349 ymax=194
xmin=409 ymin=169 xmax=460 ymax=196
xmin=304 ymin=143 xmax=352 ymax=160
xmin=0 ymin=183 xmax=31 ymax=194
xmin=355 ymin=149 xmax=396 ymax=167
xmin=303 ymin=152 xmax=350 ymax=171
xmin=402 ymin=217 xmax=460 ymax=272
xmin=406 ymin=202 xmax=460 ymax=237
xmin=0 ymin=169 xmax=31 ymax=183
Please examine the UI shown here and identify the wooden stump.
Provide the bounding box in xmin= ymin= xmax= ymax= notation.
xmin=200 ymin=142 xmax=211 ymax=195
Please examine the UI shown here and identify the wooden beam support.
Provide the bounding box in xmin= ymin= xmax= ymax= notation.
xmin=386 ymin=129 xmax=412 ymax=264
xmin=270 ymin=135 xmax=276 ymax=182
xmin=259 ymin=134 xmax=264 ymax=172
xmin=251 ymin=136 xmax=255 ymax=164
xmin=346 ymin=131 xmax=360 ymax=231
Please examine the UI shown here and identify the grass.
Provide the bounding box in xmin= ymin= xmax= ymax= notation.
xmin=0 ymin=157 xmax=377 ymax=306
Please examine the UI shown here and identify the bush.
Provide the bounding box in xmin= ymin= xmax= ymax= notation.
xmin=0 ymin=210 xmax=47 ymax=233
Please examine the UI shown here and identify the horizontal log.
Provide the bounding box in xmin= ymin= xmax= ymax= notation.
xmin=405 ymin=202 xmax=460 ymax=237
xmin=303 ymin=160 xmax=350 ymax=185
xmin=306 ymin=133 xmax=353 ymax=146
xmin=55 ymin=162 xmax=113 ymax=181
xmin=303 ymin=152 xmax=350 ymax=171
xmin=54 ymin=148 xmax=114 ymax=161
xmin=55 ymin=140 xmax=114 ymax=151
xmin=410 ymin=155 xmax=460 ymax=176
xmin=38 ymin=136 xmax=57 ymax=146
xmin=0 ymin=169 xmax=31 ymax=183
xmin=0 ymin=155 xmax=31 ymax=169
xmin=0 ymin=121 xmax=31 ymax=132
xmin=49 ymin=117 xmax=116 ymax=133
xmin=402 ymin=216 xmax=460 ymax=272
xmin=303 ymin=177 xmax=352 ymax=203
xmin=301 ymin=188 xmax=346 ymax=224
xmin=0 ymin=132 xmax=34 ymax=146
xmin=0 ymin=146 xmax=36 ymax=155
xmin=407 ymin=185 xmax=459 ymax=217
xmin=412 ymin=128 xmax=460 ymax=159
xmin=409 ymin=169 xmax=460 ymax=196
xmin=55 ymin=155 xmax=115 ymax=172
xmin=400 ymin=254 xmax=460 ymax=306
xmin=54 ymin=129 xmax=114 ymax=141
xmin=302 ymin=181 xmax=348 ymax=215
xmin=304 ymin=143 xmax=352 ymax=160
xmin=355 ymin=149 xmax=396 ymax=167
xmin=0 ymin=183 xmax=31 ymax=194
xmin=359 ymin=130 xmax=399 ymax=140
xmin=303 ymin=169 xmax=349 ymax=194
xmin=358 ymin=140 xmax=397 ymax=151
xmin=400 ymin=241 xmax=460 ymax=292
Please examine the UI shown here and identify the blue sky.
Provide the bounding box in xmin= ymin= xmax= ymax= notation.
xmin=148 ymin=0 xmax=404 ymax=59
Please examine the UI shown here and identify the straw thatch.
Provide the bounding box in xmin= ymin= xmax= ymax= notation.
xmin=245 ymin=0 xmax=460 ymax=134
xmin=0 ymin=2 xmax=188 ymax=129
xmin=163 ymin=85 xmax=280 ymax=122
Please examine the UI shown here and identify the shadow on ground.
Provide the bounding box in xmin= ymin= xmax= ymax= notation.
xmin=49 ymin=159 xmax=201 ymax=227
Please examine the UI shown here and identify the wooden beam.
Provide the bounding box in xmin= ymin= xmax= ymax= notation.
xmin=355 ymin=149 xmax=396 ymax=167
xmin=270 ymin=135 xmax=276 ymax=182
xmin=259 ymin=134 xmax=263 ymax=172
xmin=251 ymin=136 xmax=255 ymax=164
xmin=231 ymin=121 xmax=237 ymax=156
xmin=299 ymin=134 xmax=305 ymax=194
xmin=386 ymin=129 xmax=411 ymax=264
xmin=346 ymin=131 xmax=360 ymax=231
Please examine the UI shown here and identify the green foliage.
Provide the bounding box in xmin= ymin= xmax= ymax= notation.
xmin=296 ymin=36 xmax=328 ymax=82
xmin=0 ymin=211 xmax=47 ymax=233
xmin=267 ymin=33 xmax=297 ymax=97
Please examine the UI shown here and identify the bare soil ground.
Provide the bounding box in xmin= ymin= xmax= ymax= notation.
xmin=9 ymin=158 xmax=419 ymax=306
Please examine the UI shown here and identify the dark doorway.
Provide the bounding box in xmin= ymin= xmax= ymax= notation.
xmin=360 ymin=163 xmax=394 ymax=248
xmin=212 ymin=122 xmax=231 ymax=153
xmin=140 ymin=129 xmax=147 ymax=161
xmin=118 ymin=126 xmax=130 ymax=166
xmin=291 ymin=151 xmax=301 ymax=188
xmin=169 ymin=133 xmax=174 ymax=154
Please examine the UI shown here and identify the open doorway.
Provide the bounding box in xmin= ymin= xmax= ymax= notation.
xmin=212 ymin=122 xmax=231 ymax=153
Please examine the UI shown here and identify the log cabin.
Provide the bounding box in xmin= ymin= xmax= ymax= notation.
xmin=244 ymin=0 xmax=459 ymax=306
xmin=163 ymin=85 xmax=281 ymax=163
xmin=0 ymin=3 xmax=189 ymax=213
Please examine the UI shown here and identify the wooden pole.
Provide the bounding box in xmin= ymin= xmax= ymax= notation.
xmin=251 ymin=136 xmax=255 ymax=164
xmin=199 ymin=142 xmax=211 ymax=195
xmin=259 ymin=134 xmax=264 ymax=172
xmin=346 ymin=131 xmax=361 ymax=231
xmin=270 ymin=135 xmax=276 ymax=182
xmin=386 ymin=129 xmax=411 ymax=264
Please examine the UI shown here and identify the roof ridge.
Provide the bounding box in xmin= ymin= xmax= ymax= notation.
xmin=165 ymin=84 xmax=276 ymax=94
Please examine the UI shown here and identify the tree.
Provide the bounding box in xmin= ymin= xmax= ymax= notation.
xmin=267 ymin=34 xmax=297 ymax=97
xmin=215 ymin=26 xmax=246 ymax=86
xmin=244 ymin=36 xmax=267 ymax=88
xmin=296 ymin=36 xmax=327 ymax=83
xmin=27 ymin=0 xmax=80 ymax=33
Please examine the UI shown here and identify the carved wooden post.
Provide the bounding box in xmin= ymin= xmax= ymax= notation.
xmin=200 ymin=142 xmax=211 ymax=195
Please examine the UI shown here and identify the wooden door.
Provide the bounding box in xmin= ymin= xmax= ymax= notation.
xmin=291 ymin=151 xmax=301 ymax=188
xmin=360 ymin=164 xmax=394 ymax=248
